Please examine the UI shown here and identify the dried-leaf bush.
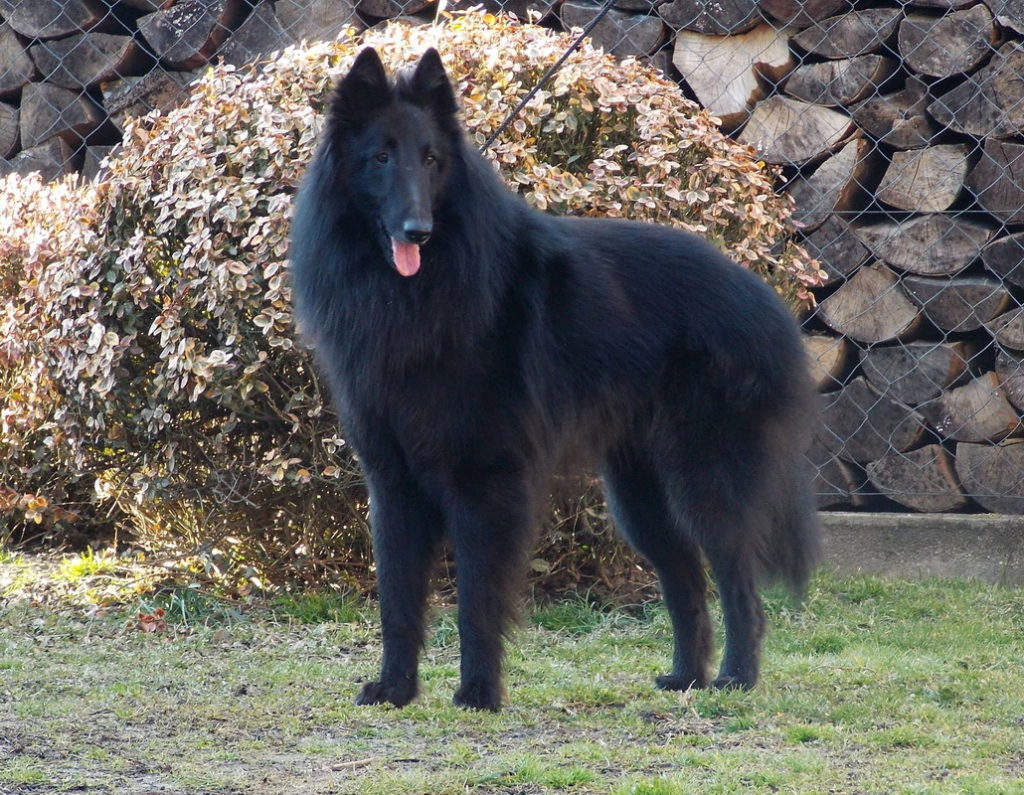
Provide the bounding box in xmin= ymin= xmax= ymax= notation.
xmin=0 ymin=177 xmax=97 ymax=534
xmin=0 ymin=13 xmax=822 ymax=588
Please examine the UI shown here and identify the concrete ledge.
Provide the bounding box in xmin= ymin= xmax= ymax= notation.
xmin=820 ymin=512 xmax=1024 ymax=586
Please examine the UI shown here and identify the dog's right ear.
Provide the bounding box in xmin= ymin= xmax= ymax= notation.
xmin=329 ymin=47 xmax=390 ymax=128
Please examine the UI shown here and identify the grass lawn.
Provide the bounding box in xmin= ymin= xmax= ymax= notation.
xmin=1 ymin=550 xmax=1022 ymax=794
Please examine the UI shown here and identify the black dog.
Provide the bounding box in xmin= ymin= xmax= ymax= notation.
xmin=290 ymin=47 xmax=820 ymax=711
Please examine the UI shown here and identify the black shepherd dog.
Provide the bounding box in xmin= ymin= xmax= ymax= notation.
xmin=290 ymin=47 xmax=820 ymax=711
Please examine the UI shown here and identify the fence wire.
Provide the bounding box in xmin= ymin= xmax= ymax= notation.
xmin=1 ymin=0 xmax=1022 ymax=515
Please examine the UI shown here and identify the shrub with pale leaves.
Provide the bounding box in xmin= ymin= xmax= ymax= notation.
xmin=0 ymin=12 xmax=821 ymax=586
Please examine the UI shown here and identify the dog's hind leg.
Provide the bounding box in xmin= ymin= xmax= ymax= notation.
xmin=702 ymin=542 xmax=765 ymax=689
xmin=652 ymin=403 xmax=770 ymax=691
xmin=660 ymin=444 xmax=766 ymax=690
xmin=603 ymin=445 xmax=713 ymax=691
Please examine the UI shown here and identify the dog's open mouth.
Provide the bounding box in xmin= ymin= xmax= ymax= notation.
xmin=391 ymin=239 xmax=421 ymax=277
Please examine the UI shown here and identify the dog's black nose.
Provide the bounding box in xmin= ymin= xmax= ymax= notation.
xmin=403 ymin=221 xmax=431 ymax=245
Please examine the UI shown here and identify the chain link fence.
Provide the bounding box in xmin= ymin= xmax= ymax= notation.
xmin=1 ymin=0 xmax=1022 ymax=515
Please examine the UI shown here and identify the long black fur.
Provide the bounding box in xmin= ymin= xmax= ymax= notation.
xmin=290 ymin=47 xmax=821 ymax=711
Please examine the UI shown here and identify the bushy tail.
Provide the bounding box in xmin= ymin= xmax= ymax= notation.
xmin=762 ymin=456 xmax=822 ymax=596
xmin=750 ymin=391 xmax=823 ymax=595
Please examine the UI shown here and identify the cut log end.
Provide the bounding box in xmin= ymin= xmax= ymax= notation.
xmin=561 ymin=4 xmax=664 ymax=58
xmin=955 ymin=441 xmax=1024 ymax=514
xmin=672 ymin=24 xmax=794 ymax=129
xmin=929 ymin=43 xmax=1024 ymax=139
xmin=792 ymin=9 xmax=902 ymax=58
xmin=804 ymin=333 xmax=849 ymax=391
xmin=982 ymin=232 xmax=1024 ymax=289
xmin=139 ymin=0 xmax=245 ymax=69
xmin=658 ymin=0 xmax=760 ymax=35
xmin=921 ymin=372 xmax=1023 ymax=443
xmin=853 ymin=77 xmax=939 ymax=149
xmin=862 ymin=341 xmax=973 ymax=405
xmin=985 ymin=308 xmax=1024 ymax=351
xmin=788 ymin=138 xmax=873 ymax=232
xmin=853 ymin=215 xmax=993 ymax=277
xmin=898 ymin=6 xmax=996 ymax=79
xmin=995 ymin=348 xmax=1024 ymax=413
xmin=816 ymin=262 xmax=921 ymax=343
xmin=784 ymin=54 xmax=897 ymax=107
xmin=738 ymin=95 xmax=853 ymax=165
xmin=821 ymin=376 xmax=929 ymax=463
xmin=902 ymin=275 xmax=1011 ymax=333
xmin=877 ymin=144 xmax=970 ymax=213
xmin=803 ymin=216 xmax=871 ymax=284
xmin=808 ymin=439 xmax=869 ymax=508
xmin=866 ymin=445 xmax=968 ymax=513
xmin=968 ymin=139 xmax=1024 ymax=226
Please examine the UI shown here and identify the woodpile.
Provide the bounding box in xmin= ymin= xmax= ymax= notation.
xmin=635 ymin=0 xmax=1024 ymax=514
xmin=732 ymin=1 xmax=1024 ymax=516
xmin=1 ymin=0 xmax=1022 ymax=514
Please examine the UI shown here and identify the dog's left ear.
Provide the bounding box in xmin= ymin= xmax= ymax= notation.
xmin=406 ymin=48 xmax=458 ymax=117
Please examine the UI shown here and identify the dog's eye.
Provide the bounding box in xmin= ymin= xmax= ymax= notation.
xmin=424 ymin=152 xmax=437 ymax=166
xmin=375 ymin=151 xmax=389 ymax=164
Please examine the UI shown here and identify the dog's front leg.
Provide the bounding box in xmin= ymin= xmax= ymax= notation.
xmin=447 ymin=471 xmax=532 ymax=711
xmin=356 ymin=466 xmax=444 ymax=708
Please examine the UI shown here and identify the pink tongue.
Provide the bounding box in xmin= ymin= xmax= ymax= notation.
xmin=391 ymin=239 xmax=421 ymax=277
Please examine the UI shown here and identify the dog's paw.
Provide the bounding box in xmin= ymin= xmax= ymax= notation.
xmin=655 ymin=672 xmax=709 ymax=691
xmin=710 ymin=674 xmax=755 ymax=691
xmin=355 ymin=678 xmax=418 ymax=707
xmin=453 ymin=679 xmax=503 ymax=711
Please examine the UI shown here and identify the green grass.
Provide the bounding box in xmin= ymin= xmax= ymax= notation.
xmin=530 ymin=593 xmax=613 ymax=635
xmin=136 ymin=586 xmax=249 ymax=628
xmin=1 ymin=566 xmax=1023 ymax=793
xmin=272 ymin=591 xmax=367 ymax=625
xmin=55 ymin=547 xmax=121 ymax=581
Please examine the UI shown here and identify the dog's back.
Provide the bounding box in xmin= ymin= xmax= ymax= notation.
xmin=526 ymin=213 xmax=821 ymax=588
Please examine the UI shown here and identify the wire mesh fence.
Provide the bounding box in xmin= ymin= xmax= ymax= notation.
xmin=1 ymin=0 xmax=1022 ymax=515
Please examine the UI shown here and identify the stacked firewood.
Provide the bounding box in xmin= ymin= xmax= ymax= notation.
xmin=685 ymin=1 xmax=1024 ymax=515
xmin=1 ymin=0 xmax=1022 ymax=512
xmin=661 ymin=0 xmax=1024 ymax=514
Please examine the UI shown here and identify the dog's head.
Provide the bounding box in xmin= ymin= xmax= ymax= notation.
xmin=326 ymin=47 xmax=459 ymax=277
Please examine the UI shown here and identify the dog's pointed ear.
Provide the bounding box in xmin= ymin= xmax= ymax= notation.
xmin=407 ymin=48 xmax=458 ymax=117
xmin=330 ymin=47 xmax=390 ymax=128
